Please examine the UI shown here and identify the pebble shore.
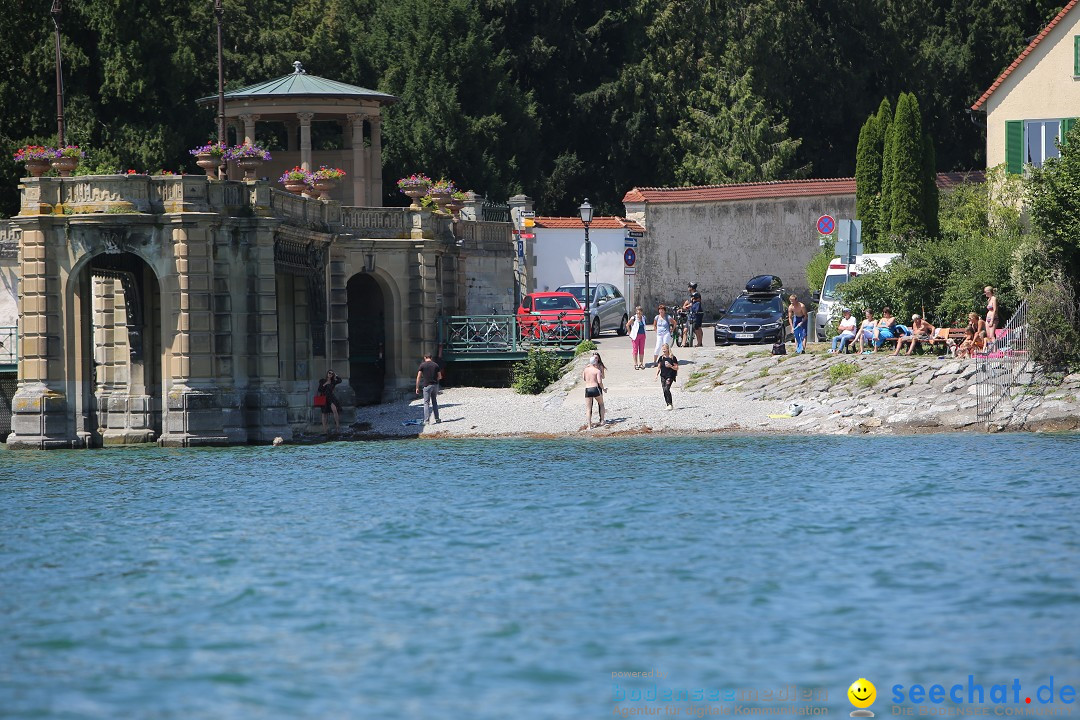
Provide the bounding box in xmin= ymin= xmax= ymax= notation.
xmin=335 ymin=336 xmax=1080 ymax=441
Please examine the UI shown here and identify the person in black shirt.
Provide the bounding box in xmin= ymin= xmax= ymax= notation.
xmin=415 ymin=353 xmax=443 ymax=424
xmin=317 ymin=370 xmax=342 ymax=433
xmin=654 ymin=343 xmax=679 ymax=410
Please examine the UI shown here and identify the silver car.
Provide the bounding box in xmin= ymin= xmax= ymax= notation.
xmin=555 ymin=282 xmax=629 ymax=337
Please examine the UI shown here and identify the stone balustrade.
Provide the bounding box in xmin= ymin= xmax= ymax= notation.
xmin=17 ymin=175 xmax=272 ymax=216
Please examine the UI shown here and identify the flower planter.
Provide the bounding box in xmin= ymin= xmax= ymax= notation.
xmin=235 ymin=158 xmax=264 ymax=181
xmin=313 ymin=179 xmax=338 ymax=201
xmin=51 ymin=156 xmax=79 ymax=177
xmin=195 ymin=152 xmax=221 ymax=180
xmin=22 ymin=159 xmax=52 ymax=178
xmin=402 ymin=187 xmax=428 ymax=209
xmin=283 ymin=181 xmax=309 ymax=195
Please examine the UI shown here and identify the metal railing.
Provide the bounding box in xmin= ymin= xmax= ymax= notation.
xmin=976 ymin=299 xmax=1030 ymax=429
xmin=0 ymin=326 xmax=16 ymax=366
xmin=439 ymin=315 xmax=582 ymax=354
xmin=481 ymin=201 xmax=511 ymax=223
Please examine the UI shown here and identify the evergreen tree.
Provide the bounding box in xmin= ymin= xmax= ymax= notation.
xmin=674 ymin=62 xmax=805 ymax=185
xmin=889 ymin=92 xmax=925 ymax=237
xmin=879 ymin=111 xmax=898 ymax=249
xmin=855 ymin=113 xmax=885 ymax=246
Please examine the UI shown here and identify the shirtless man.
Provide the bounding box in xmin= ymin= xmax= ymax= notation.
xmin=582 ymin=353 xmax=607 ymax=428
xmin=788 ymin=294 xmax=809 ymax=354
xmin=893 ymin=314 xmax=936 ymax=356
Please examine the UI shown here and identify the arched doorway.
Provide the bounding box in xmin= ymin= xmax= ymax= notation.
xmin=74 ymin=252 xmax=163 ymax=445
xmin=347 ymin=274 xmax=386 ymax=405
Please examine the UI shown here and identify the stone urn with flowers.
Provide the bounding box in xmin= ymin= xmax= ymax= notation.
xmin=189 ymin=142 xmax=227 ymax=180
xmin=51 ymin=145 xmax=84 ymax=177
xmin=278 ymin=166 xmax=313 ymax=195
xmin=397 ymin=173 xmax=432 ymax=209
xmin=228 ymin=143 xmax=272 ymax=180
xmin=312 ymin=166 xmax=346 ymax=201
xmin=427 ymin=179 xmax=457 ymax=215
xmin=13 ymin=145 xmax=56 ymax=178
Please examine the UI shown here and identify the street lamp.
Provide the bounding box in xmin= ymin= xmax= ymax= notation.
xmin=214 ymin=0 xmax=226 ymax=177
xmin=51 ymin=0 xmax=64 ymax=146
xmin=579 ymin=198 xmax=593 ymax=340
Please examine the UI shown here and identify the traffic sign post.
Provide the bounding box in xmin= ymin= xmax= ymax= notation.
xmin=623 ymin=247 xmax=637 ymax=268
xmin=816 ymin=214 xmax=835 ymax=236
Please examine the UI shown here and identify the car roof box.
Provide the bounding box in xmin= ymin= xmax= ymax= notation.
xmin=746 ymin=275 xmax=783 ymax=293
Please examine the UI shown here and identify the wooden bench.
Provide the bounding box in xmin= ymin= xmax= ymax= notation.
xmin=876 ymin=326 xmax=957 ymax=354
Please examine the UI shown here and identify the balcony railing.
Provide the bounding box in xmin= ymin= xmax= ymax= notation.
xmin=0 ymin=326 xmax=16 ymax=367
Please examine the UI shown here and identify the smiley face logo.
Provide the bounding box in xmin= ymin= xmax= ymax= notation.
xmin=848 ymin=678 xmax=876 ymax=716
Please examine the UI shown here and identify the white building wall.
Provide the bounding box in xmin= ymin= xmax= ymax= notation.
xmin=533 ymin=227 xmax=631 ymax=293
xmin=985 ymin=10 xmax=1080 ymax=167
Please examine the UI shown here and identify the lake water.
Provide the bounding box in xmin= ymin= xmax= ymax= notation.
xmin=2 ymin=434 xmax=1079 ymax=719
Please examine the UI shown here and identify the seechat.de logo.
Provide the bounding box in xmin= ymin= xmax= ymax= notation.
xmin=849 ymin=678 xmax=877 ymax=717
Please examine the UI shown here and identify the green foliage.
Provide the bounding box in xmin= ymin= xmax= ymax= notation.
xmin=511 ymin=348 xmax=565 ymax=394
xmin=805 ymin=247 xmax=833 ymax=298
xmin=855 ymin=113 xmax=886 ymax=246
xmin=922 ymin=134 xmax=940 ymax=238
xmin=889 ymin=93 xmax=925 ymax=237
xmin=858 ymin=372 xmax=883 ymax=389
xmin=839 ymin=171 xmax=1029 ymax=327
xmin=573 ymin=339 xmax=598 ymax=357
xmin=1026 ymin=280 xmax=1080 ymax=369
xmin=1027 ymin=124 xmax=1080 ymax=281
xmin=828 ymin=363 xmax=858 ymax=385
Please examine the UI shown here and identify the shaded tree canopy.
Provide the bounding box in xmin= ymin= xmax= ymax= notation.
xmin=0 ymin=0 xmax=1068 ymax=217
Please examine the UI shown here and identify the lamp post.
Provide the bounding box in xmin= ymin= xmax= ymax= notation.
xmin=51 ymin=0 xmax=64 ymax=147
xmin=579 ymin=198 xmax=593 ymax=340
xmin=214 ymin=0 xmax=226 ymax=178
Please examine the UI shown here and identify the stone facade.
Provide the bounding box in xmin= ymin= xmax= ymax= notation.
xmin=622 ymin=180 xmax=857 ymax=315
xmin=2 ymin=175 xmax=512 ymax=449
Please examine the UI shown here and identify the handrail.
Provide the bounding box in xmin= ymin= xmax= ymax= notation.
xmin=0 ymin=326 xmax=16 ymax=366
xmin=439 ymin=314 xmax=582 ymax=354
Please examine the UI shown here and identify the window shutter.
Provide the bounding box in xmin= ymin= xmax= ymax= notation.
xmin=1075 ymin=36 xmax=1080 ymax=75
xmin=1064 ymin=118 xmax=1077 ymax=146
xmin=1005 ymin=121 xmax=1024 ymax=174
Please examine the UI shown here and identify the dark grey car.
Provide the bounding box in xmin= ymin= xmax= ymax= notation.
xmin=555 ymin=283 xmax=629 ymax=337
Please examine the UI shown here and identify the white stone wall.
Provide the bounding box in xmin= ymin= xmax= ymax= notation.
xmin=985 ymin=10 xmax=1080 ymax=167
xmin=630 ymin=194 xmax=856 ymax=317
xmin=532 ymin=227 xmax=631 ymax=293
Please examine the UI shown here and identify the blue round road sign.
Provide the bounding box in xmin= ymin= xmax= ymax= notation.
xmin=817 ymin=215 xmax=835 ymax=235
xmin=624 ymin=248 xmax=637 ymax=267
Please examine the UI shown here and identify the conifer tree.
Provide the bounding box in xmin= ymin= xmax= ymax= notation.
xmin=855 ymin=114 xmax=884 ymax=245
xmin=889 ymin=92 xmax=926 ymax=237
xmin=880 ymin=113 xmax=898 ymax=248
xmin=922 ymin=134 xmax=940 ymax=237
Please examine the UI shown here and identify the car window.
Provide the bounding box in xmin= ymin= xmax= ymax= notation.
xmin=535 ymin=295 xmax=580 ymax=311
xmin=822 ymin=274 xmax=848 ymax=301
xmin=727 ymin=296 xmax=782 ymax=314
xmin=598 ymin=286 xmax=610 ymax=300
xmin=556 ymin=286 xmax=593 ymax=303
xmin=521 ymin=295 xmax=532 ymax=310
xmin=610 ymin=285 xmax=623 ymax=298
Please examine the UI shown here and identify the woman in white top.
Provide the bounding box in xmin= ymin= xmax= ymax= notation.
xmin=829 ymin=308 xmax=858 ymax=353
xmin=652 ymin=304 xmax=674 ymax=368
xmin=626 ymin=306 xmax=648 ymax=369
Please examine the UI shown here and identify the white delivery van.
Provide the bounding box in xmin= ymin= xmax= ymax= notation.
xmin=813 ymin=253 xmax=899 ymax=341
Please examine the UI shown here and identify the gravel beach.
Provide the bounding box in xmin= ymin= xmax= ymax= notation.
xmin=337 ymin=332 xmax=1080 ymax=441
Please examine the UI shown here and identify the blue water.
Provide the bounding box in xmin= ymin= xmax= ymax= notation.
xmin=1 ymin=435 xmax=1079 ymax=719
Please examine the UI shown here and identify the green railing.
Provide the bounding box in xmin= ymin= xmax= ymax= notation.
xmin=439 ymin=315 xmax=582 ymax=357
xmin=0 ymin=326 xmax=16 ymax=368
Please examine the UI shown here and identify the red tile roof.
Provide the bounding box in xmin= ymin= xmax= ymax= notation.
xmin=971 ymin=0 xmax=1078 ymax=110
xmin=622 ymin=178 xmax=857 ymax=204
xmin=533 ymin=216 xmax=646 ymax=231
xmin=620 ymin=173 xmax=984 ymax=205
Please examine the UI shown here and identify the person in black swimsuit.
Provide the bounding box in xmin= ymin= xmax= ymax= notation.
xmin=318 ymin=369 xmax=342 ymax=433
xmin=655 ymin=343 xmax=679 ymax=410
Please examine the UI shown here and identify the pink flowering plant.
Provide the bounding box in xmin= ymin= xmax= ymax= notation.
xmin=13 ymin=145 xmax=56 ymax=162
xmin=396 ymin=173 xmax=432 ymax=189
xmin=279 ymin=166 xmax=313 ymax=184
xmin=226 ymin=144 xmax=271 ymax=161
xmin=57 ymin=145 xmax=84 ymax=159
xmin=189 ymin=142 xmax=227 ymax=158
xmin=313 ymin=165 xmax=346 ymax=181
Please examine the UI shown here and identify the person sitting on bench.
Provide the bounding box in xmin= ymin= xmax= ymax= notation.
xmin=894 ymin=314 xmax=936 ymax=355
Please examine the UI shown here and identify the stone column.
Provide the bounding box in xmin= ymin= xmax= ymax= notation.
xmin=369 ymin=115 xmax=383 ymax=206
xmin=238 ymin=113 xmax=260 ymax=146
xmin=509 ymin=195 xmax=536 ymax=303
xmin=6 ymin=218 xmax=77 ymax=448
xmin=297 ymin=112 xmax=314 ymax=171
xmin=348 ymin=113 xmax=368 ymax=207
xmin=160 ymin=218 xmax=228 ymax=447
xmin=244 ymin=222 xmax=292 ymax=442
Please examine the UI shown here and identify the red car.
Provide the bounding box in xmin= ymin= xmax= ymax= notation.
xmin=517 ymin=292 xmax=585 ymax=341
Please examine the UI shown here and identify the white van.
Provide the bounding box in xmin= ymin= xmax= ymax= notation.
xmin=813 ymin=253 xmax=899 ymax=341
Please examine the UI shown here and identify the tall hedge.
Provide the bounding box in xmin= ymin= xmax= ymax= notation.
xmin=889 ymin=92 xmax=926 ymax=237
xmin=855 ymin=115 xmax=884 ymax=246
xmin=922 ymin=134 xmax=940 ymax=237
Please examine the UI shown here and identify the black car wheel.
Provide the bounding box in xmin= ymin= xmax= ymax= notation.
xmin=616 ymin=314 xmax=628 ymax=336
xmin=591 ymin=317 xmax=601 ymax=338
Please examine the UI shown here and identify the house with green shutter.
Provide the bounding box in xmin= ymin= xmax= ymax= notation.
xmin=971 ymin=0 xmax=1079 ymax=173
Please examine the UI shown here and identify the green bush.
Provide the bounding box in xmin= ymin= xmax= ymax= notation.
xmin=573 ymin=340 xmax=597 ymax=357
xmin=512 ymin=348 xmax=566 ymax=394
xmin=858 ymin=372 xmax=883 ymax=388
xmin=828 ymin=362 xmax=858 ymax=385
xmin=1026 ymin=280 xmax=1080 ymax=369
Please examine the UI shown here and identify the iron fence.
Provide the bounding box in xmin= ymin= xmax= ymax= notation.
xmin=0 ymin=326 xmax=15 ymax=366
xmin=976 ymin=299 xmax=1030 ymax=429
xmin=481 ymin=201 xmax=511 ymax=223
xmin=439 ymin=315 xmax=583 ymax=354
